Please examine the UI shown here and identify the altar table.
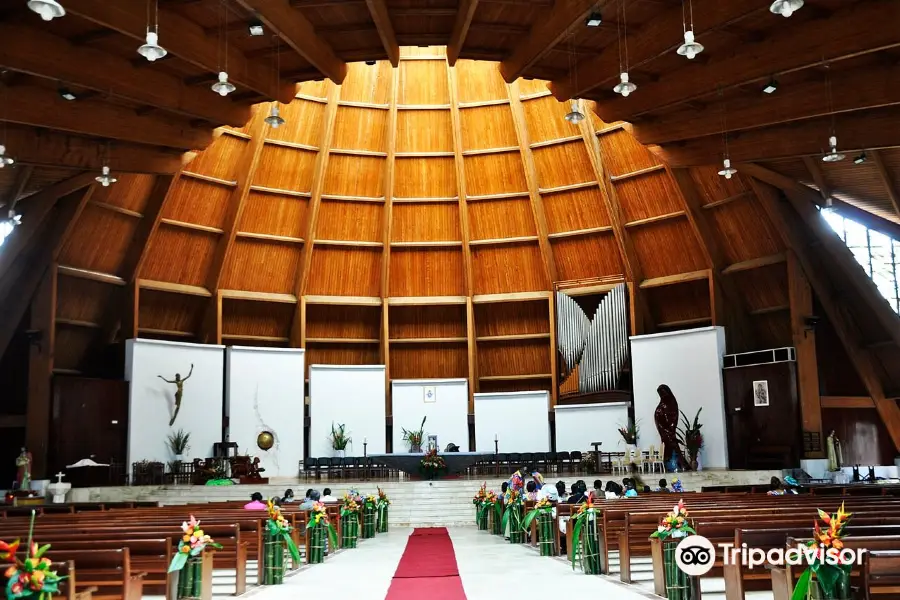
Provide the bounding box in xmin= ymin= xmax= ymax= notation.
xmin=369 ymin=452 xmax=493 ymax=476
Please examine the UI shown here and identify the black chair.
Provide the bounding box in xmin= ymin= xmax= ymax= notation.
xmin=557 ymin=451 xmax=571 ymax=473
xmin=547 ymin=451 xmax=559 ymax=474
xmin=305 ymin=457 xmax=318 ymax=481
xmin=317 ymin=457 xmax=332 ymax=479
xmin=570 ymin=450 xmax=583 ymax=474
xmin=495 ymin=453 xmax=510 ymax=476
xmin=535 ymin=452 xmax=549 ymax=474
xmin=508 ymin=453 xmax=522 ymax=470
xmin=521 ymin=452 xmax=535 ymax=469
xmin=341 ymin=456 xmax=357 ymax=479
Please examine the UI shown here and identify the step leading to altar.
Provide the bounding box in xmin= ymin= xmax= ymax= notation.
xmin=65 ymin=469 xmax=782 ymax=527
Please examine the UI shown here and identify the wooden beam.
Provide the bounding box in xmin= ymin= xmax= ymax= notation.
xmin=235 ymin=0 xmax=347 ymax=84
xmin=743 ymin=162 xmax=900 ymax=349
xmin=1 ymin=165 xmax=33 ymax=209
xmin=578 ymin=117 xmax=652 ymax=333
xmin=220 ymin=289 xmax=297 ymax=303
xmin=871 ymin=149 xmax=900 ymax=218
xmin=0 ymin=23 xmax=250 ymax=127
xmin=589 ymin=1 xmax=900 ymax=123
xmin=2 ymin=84 xmax=212 ymax=150
xmin=200 ymin=107 xmax=269 ymax=343
xmin=802 ymin=156 xmax=832 ymax=204
xmin=507 ymin=80 xmax=557 ymax=284
xmin=640 ymin=270 xmax=710 ymax=289
xmin=447 ymin=0 xmax=479 ymax=66
xmin=26 ymin=264 xmax=56 ymax=478
xmin=499 ymin=0 xmax=597 ymax=83
xmin=290 ymin=82 xmax=341 ymax=346
xmin=0 ymin=185 xmax=95 ymax=361
xmin=0 ymin=173 xmax=96 ymax=284
xmin=65 ymin=0 xmax=296 ymax=103
xmin=821 ymin=396 xmax=876 ymax=409
xmin=365 ymin=0 xmax=399 ymax=67
xmin=57 ymin=266 xmax=125 ymax=286
xmin=787 ymin=249 xmax=823 ymax=458
xmin=749 ymin=177 xmax=900 ymax=453
xmin=669 ymin=167 xmax=755 ymax=350
xmin=138 ymin=279 xmax=211 ymax=297
xmin=380 ymin=65 xmax=399 ymax=407
xmin=550 ymin=0 xmax=761 ymax=100
xmin=0 ymin=126 xmax=188 ymax=174
xmin=653 ymin=106 xmax=900 ymax=166
xmin=721 ymin=252 xmax=787 ymax=275
xmin=634 ymin=62 xmax=900 ymax=146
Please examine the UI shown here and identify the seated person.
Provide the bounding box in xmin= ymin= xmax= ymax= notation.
xmin=623 ymin=478 xmax=638 ymax=498
xmin=500 ymin=482 xmax=509 ymax=505
xmin=270 ymin=496 xmax=281 ymax=507
xmin=525 ymin=480 xmax=539 ymax=501
xmin=767 ymin=476 xmax=786 ymax=496
xmin=321 ymin=487 xmax=337 ymax=503
xmin=784 ymin=475 xmax=800 ymax=494
xmin=282 ymin=489 xmax=296 ymax=503
xmin=300 ymin=489 xmax=321 ymax=509
xmin=604 ymin=480 xmax=623 ymax=499
xmin=555 ymin=480 xmax=567 ymax=501
xmin=243 ymin=492 xmax=267 ymax=510
xmin=538 ymin=480 xmax=559 ymax=501
xmin=567 ymin=480 xmax=587 ymax=504
xmin=655 ymin=478 xmax=669 ymax=492
xmin=303 ymin=488 xmax=313 ymax=503
xmin=671 ymin=478 xmax=684 ymax=493
xmin=592 ymin=479 xmax=604 ymax=498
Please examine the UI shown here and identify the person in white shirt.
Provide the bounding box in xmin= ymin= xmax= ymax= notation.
xmin=321 ymin=488 xmax=337 ymax=503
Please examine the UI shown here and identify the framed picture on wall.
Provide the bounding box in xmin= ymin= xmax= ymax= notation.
xmin=423 ymin=386 xmax=437 ymax=403
xmin=752 ymin=380 xmax=770 ymax=406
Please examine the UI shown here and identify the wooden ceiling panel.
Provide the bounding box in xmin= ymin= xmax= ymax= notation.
xmin=645 ymin=280 xmax=711 ymax=326
xmin=303 ymin=345 xmax=381 ymax=378
xmin=316 ymin=200 xmax=383 ymax=242
xmin=323 ymin=154 xmax=385 ymax=197
xmin=138 ymin=289 xmax=205 ymax=334
xmin=222 ymin=299 xmax=294 ymax=340
xmin=459 ymin=106 xmax=518 ymax=151
xmin=522 ymin=95 xmax=580 ymax=144
xmin=474 ymin=299 xmax=549 ymax=337
xmin=140 ymin=227 xmax=219 ymax=287
xmin=707 ymin=198 xmax=784 ymax=265
xmin=613 ymin=172 xmax=683 ymax=223
xmin=391 ymin=202 xmax=461 ymax=242
xmin=398 ymin=60 xmax=451 ymax=105
xmin=266 ymin=99 xmax=327 ymax=146
xmin=552 ymin=233 xmax=623 ymax=282
xmin=542 ymin=187 xmax=611 ymax=233
xmin=389 ymin=304 xmax=467 ymax=339
xmin=471 ymin=244 xmax=548 ymax=294
xmin=306 ymin=304 xmax=381 ymax=340
xmin=597 ymin=128 xmax=660 ymax=177
xmin=332 ymin=106 xmax=389 ymax=152
xmin=478 ymin=338 xmax=549 ymax=377
xmin=339 ymin=61 xmax=393 ymax=104
xmin=253 ymin=146 xmax=318 ymax=193
xmin=55 ymin=275 xmax=115 ymax=324
xmin=467 ymin=197 xmax=537 ymax=241
xmin=395 ymin=157 xmax=457 ymax=198
xmin=729 ymin=263 xmax=789 ymax=314
xmin=389 ymin=248 xmax=465 ymax=297
xmin=239 ymin=191 xmax=309 ymax=239
xmin=307 ymin=246 xmax=382 ymax=297
xmin=58 ymin=204 xmax=136 ymax=275
xmin=390 ymin=343 xmax=468 ymax=380
xmin=464 ymin=152 xmax=526 ymax=197
xmin=221 ymin=239 xmax=302 ymax=295
xmin=456 ymin=59 xmax=511 ymax=102
xmin=688 ymin=167 xmax=750 ymax=207
xmin=629 ymin=220 xmax=708 ymax=280
xmin=396 ymin=110 xmax=454 ymax=153
xmin=161 ymin=178 xmax=233 ymax=230
xmin=85 ymin=174 xmax=157 ymax=214
xmin=532 ymin=142 xmax=596 ymax=190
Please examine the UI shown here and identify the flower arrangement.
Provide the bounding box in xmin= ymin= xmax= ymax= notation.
xmin=167 ymin=515 xmax=222 ymax=597
xmin=649 ymin=499 xmax=696 ymax=540
xmin=401 ymin=416 xmax=427 ymax=452
xmin=1 ymin=512 xmax=65 ymax=600
xmin=376 ymin=487 xmax=390 ymax=533
xmin=501 ymin=488 xmax=526 ymax=543
xmin=473 ymin=482 xmax=488 ymax=506
xmin=305 ymin=502 xmax=338 ymax=564
xmin=523 ymin=498 xmax=556 ymax=556
xmin=617 ymin=421 xmax=639 ymax=445
xmin=791 ymin=503 xmax=853 ymax=600
xmin=420 ymin=449 xmax=446 ymax=479
xmin=676 ymin=408 xmax=704 ymax=468
xmin=570 ymin=493 xmax=601 ymax=573
xmin=361 ymin=494 xmax=378 ymax=539
xmin=340 ymin=494 xmax=360 ymax=549
xmin=329 ymin=422 xmax=351 ymax=452
xmin=263 ymin=501 xmax=301 ymax=580
xmin=474 ymin=483 xmax=490 ymax=530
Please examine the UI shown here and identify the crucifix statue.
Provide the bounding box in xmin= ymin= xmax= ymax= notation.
xmin=159 ymin=364 xmax=194 ymax=426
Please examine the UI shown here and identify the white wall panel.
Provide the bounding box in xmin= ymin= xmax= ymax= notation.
xmin=391 ymin=379 xmax=468 ymax=452
xmin=554 ymin=402 xmax=630 ymax=454
xmin=309 ymin=365 xmax=386 ymax=457
xmin=474 ymin=391 xmax=550 ymax=453
xmin=226 ymin=346 xmax=305 ymax=477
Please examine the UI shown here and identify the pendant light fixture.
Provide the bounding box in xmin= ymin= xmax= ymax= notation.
xmin=212 ymin=0 xmax=235 ymax=97
xmin=770 ymin=0 xmax=803 ymax=18
xmin=0 ymin=208 xmax=22 ymax=247
xmin=95 ymin=165 xmax=117 ymax=187
xmin=264 ymin=37 xmax=285 ymax=128
xmin=822 ymin=136 xmax=844 ymax=163
xmin=563 ymin=28 xmax=585 ymax=123
xmin=0 ymin=145 xmax=14 ymax=168
xmin=821 ymin=63 xmax=844 ymax=164
xmin=565 ymin=100 xmax=585 ymax=124
xmin=717 ymin=88 xmax=737 ymax=180
xmin=676 ymin=0 xmax=703 ymax=60
xmin=27 ymin=0 xmax=65 ymax=21
xmin=613 ymin=0 xmax=637 ymax=98
xmin=138 ymin=1 xmax=167 ymax=62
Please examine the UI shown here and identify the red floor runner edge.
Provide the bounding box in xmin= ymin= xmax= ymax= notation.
xmin=385 ymin=528 xmax=467 ymax=600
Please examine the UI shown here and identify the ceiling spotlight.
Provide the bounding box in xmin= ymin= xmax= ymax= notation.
xmin=137 ymin=29 xmax=167 ymax=62
xmin=613 ymin=72 xmax=637 ymax=98
xmin=854 ymin=153 xmax=867 ymax=165
xmin=248 ymin=20 xmax=264 ymax=36
xmin=822 ymin=135 xmax=845 ymax=163
xmin=365 ymin=60 xmax=377 ymax=66
xmin=0 ymin=145 xmax=14 ymax=168
xmin=211 ymin=71 xmax=236 ymax=97
xmin=718 ymin=158 xmax=738 ymax=180
xmin=0 ymin=209 xmax=22 ymax=247
xmin=676 ymin=30 xmax=704 ymax=60
xmin=762 ymin=78 xmax=778 ymax=94
xmin=95 ymin=165 xmax=117 ymax=187
xmin=264 ymin=104 xmax=285 ymax=128
xmin=27 ymin=0 xmax=65 ymax=21
xmin=565 ymin=100 xmax=585 ymax=124
xmin=770 ymin=0 xmax=803 ymax=18
xmin=58 ymin=87 xmax=76 ymax=101
xmin=585 ymin=11 xmax=602 ymax=27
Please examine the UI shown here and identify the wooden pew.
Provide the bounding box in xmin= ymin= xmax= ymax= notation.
xmin=864 ymin=550 xmax=900 ymax=599
xmin=50 ymin=549 xmax=144 ymax=600
xmin=0 ymin=560 xmax=94 ymax=600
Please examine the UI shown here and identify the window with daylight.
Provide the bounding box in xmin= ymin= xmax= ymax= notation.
xmin=822 ymin=209 xmax=900 ymax=313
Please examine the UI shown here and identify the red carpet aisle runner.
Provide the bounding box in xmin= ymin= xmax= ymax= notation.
xmin=384 ymin=528 xmax=467 ymax=600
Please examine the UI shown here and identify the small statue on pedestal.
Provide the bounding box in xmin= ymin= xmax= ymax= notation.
xmin=654 ymin=385 xmax=688 ymax=471
xmin=826 ymin=430 xmax=843 ymax=472
xmin=15 ymin=448 xmax=32 ymax=490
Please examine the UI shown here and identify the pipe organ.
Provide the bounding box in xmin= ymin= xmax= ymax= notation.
xmin=555 ymin=284 xmax=630 ymax=395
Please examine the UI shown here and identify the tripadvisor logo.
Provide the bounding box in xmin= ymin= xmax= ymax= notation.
xmin=674 ymin=535 xmax=867 ymax=576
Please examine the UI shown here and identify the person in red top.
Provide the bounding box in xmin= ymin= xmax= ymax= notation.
xmin=243 ymin=492 xmax=267 ymax=510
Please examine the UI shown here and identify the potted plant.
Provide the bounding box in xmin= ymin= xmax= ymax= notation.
xmin=650 ymin=499 xmax=699 ymax=599
xmin=676 ymin=409 xmax=703 ymax=471
xmin=401 ymin=416 xmax=427 ymax=453
xmin=329 ymin=422 xmax=351 ymax=458
xmin=791 ymin=503 xmax=852 ymax=600
xmin=167 ymin=429 xmax=191 ymax=462
xmin=617 ymin=420 xmax=639 ymax=451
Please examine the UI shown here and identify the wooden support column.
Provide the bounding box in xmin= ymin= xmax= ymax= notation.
xmin=578 ymin=114 xmax=652 ymax=334
xmin=121 ymin=280 xmax=140 ymax=341
xmin=787 ymin=249 xmax=823 ymax=458
xmin=26 ymin=264 xmax=57 ymax=478
xmin=749 ymin=178 xmax=900 ymax=453
xmin=381 ymin=67 xmax=400 ymax=410
xmin=448 ymin=60 xmax=479 ymax=416
xmin=290 ymin=82 xmax=341 ymax=346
